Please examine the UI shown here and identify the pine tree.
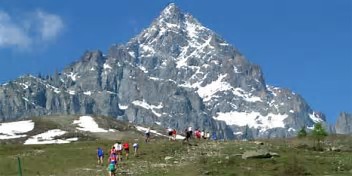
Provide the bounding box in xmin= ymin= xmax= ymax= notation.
xmin=297 ymin=126 xmax=307 ymax=138
xmin=312 ymin=123 xmax=328 ymax=151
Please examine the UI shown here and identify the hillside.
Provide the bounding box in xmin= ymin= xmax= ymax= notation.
xmin=0 ymin=115 xmax=158 ymax=145
xmin=1 ymin=136 xmax=352 ymax=175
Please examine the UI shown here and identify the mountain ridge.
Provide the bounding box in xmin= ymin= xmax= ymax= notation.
xmin=1 ymin=3 xmax=342 ymax=139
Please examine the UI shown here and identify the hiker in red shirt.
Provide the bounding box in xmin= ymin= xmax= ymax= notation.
xmin=172 ymin=129 xmax=177 ymax=141
xmin=123 ymin=142 xmax=130 ymax=160
xmin=195 ymin=129 xmax=201 ymax=140
xmin=110 ymin=146 xmax=116 ymax=156
xmin=167 ymin=128 xmax=173 ymax=141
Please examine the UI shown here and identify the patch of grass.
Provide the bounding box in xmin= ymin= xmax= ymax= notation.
xmin=277 ymin=154 xmax=310 ymax=176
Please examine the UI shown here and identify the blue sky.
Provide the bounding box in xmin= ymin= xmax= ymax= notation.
xmin=0 ymin=0 xmax=351 ymax=123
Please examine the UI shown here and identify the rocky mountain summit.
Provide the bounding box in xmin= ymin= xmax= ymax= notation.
xmin=0 ymin=3 xmax=327 ymax=139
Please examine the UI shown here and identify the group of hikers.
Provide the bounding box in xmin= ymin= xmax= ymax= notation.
xmin=97 ymin=126 xmax=215 ymax=175
xmin=182 ymin=127 xmax=212 ymax=143
xmin=146 ymin=126 xmax=214 ymax=143
xmin=96 ymin=141 xmax=139 ymax=176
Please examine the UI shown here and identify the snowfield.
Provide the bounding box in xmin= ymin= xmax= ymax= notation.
xmin=214 ymin=111 xmax=288 ymax=132
xmin=0 ymin=120 xmax=34 ymax=139
xmin=309 ymin=112 xmax=324 ymax=123
xmin=132 ymin=100 xmax=163 ymax=117
xmin=73 ymin=116 xmax=108 ymax=132
xmin=24 ymin=129 xmax=78 ymax=145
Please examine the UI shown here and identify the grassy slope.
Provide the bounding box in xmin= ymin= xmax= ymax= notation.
xmin=1 ymin=136 xmax=352 ymax=176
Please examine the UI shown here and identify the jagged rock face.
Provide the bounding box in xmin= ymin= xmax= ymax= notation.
xmin=335 ymin=112 xmax=352 ymax=134
xmin=0 ymin=3 xmax=325 ymax=139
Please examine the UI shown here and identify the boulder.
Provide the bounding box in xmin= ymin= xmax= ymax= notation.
xmin=242 ymin=149 xmax=274 ymax=159
xmin=331 ymin=146 xmax=341 ymax=152
xmin=254 ymin=141 xmax=264 ymax=145
xmin=164 ymin=156 xmax=174 ymax=161
xmin=269 ymin=152 xmax=280 ymax=157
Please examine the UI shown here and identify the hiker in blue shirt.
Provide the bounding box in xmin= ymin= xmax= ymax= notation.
xmin=211 ymin=132 xmax=217 ymax=141
xmin=97 ymin=147 xmax=104 ymax=165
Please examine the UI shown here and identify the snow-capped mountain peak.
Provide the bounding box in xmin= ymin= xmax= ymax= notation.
xmin=129 ymin=3 xmax=230 ymax=67
xmin=0 ymin=3 xmax=330 ymax=139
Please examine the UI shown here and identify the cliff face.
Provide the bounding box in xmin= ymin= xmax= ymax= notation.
xmin=0 ymin=4 xmax=326 ymax=139
xmin=335 ymin=112 xmax=352 ymax=134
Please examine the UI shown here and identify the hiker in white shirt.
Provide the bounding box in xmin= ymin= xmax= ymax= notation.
xmin=188 ymin=126 xmax=193 ymax=138
xmin=206 ymin=132 xmax=210 ymax=140
xmin=133 ymin=143 xmax=139 ymax=156
xmin=201 ymin=130 xmax=205 ymax=139
xmin=116 ymin=142 xmax=123 ymax=161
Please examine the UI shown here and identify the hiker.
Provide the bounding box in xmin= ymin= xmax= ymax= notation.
xmin=212 ymin=132 xmax=217 ymax=141
xmin=201 ymin=130 xmax=205 ymax=139
xmin=133 ymin=142 xmax=139 ymax=156
xmin=183 ymin=128 xmax=191 ymax=143
xmin=116 ymin=142 xmax=123 ymax=161
xmin=123 ymin=141 xmax=130 ymax=160
xmin=195 ymin=129 xmax=201 ymax=140
xmin=97 ymin=147 xmax=104 ymax=165
xmin=145 ymin=127 xmax=151 ymax=143
xmin=110 ymin=146 xmax=116 ymax=156
xmin=206 ymin=131 xmax=210 ymax=140
xmin=172 ymin=129 xmax=177 ymax=141
xmin=108 ymin=154 xmax=117 ymax=176
xmin=188 ymin=126 xmax=193 ymax=138
xmin=167 ymin=127 xmax=173 ymax=141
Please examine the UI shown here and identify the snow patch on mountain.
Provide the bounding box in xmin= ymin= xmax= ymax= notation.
xmin=65 ymin=72 xmax=78 ymax=81
xmin=214 ymin=111 xmax=288 ymax=132
xmin=288 ymin=128 xmax=296 ymax=132
xmin=309 ymin=112 xmax=324 ymax=123
xmin=83 ymin=91 xmax=92 ymax=96
xmin=180 ymin=74 xmax=262 ymax=103
xmin=103 ymin=63 xmax=112 ymax=70
xmin=140 ymin=44 xmax=156 ymax=57
xmin=128 ymin=51 xmax=136 ymax=58
xmin=132 ymin=100 xmax=163 ymax=117
xmin=22 ymin=97 xmax=36 ymax=106
xmin=119 ymin=104 xmax=129 ymax=110
xmin=18 ymin=82 xmax=30 ymax=89
xmin=0 ymin=120 xmax=35 ymax=139
xmin=73 ymin=116 xmax=108 ymax=132
xmin=68 ymin=90 xmax=76 ymax=95
xmin=195 ymin=74 xmax=230 ymax=101
xmin=24 ymin=129 xmax=78 ymax=145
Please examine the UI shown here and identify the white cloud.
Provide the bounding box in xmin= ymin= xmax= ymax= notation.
xmin=36 ymin=10 xmax=64 ymax=41
xmin=0 ymin=9 xmax=64 ymax=49
xmin=0 ymin=11 xmax=31 ymax=48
